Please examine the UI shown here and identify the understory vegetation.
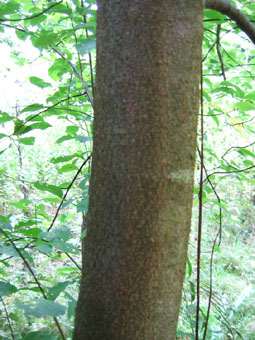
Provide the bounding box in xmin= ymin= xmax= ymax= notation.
xmin=0 ymin=0 xmax=255 ymax=339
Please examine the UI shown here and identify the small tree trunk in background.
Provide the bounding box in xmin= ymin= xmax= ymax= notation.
xmin=73 ymin=1 xmax=203 ymax=339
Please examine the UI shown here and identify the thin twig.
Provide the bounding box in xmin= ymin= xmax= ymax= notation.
xmin=216 ymin=25 xmax=226 ymax=80
xmin=12 ymin=92 xmax=91 ymax=136
xmin=0 ymin=296 xmax=15 ymax=340
xmin=197 ymin=150 xmax=222 ymax=340
xmin=48 ymin=153 xmax=92 ymax=232
xmin=52 ymin=48 xmax=94 ymax=107
xmin=195 ymin=61 xmax=204 ymax=340
xmin=205 ymin=164 xmax=255 ymax=182
xmin=81 ymin=0 xmax=95 ymax=97
xmin=0 ymin=228 xmax=66 ymax=340
xmin=0 ymin=1 xmax=63 ymax=22
xmin=222 ymin=140 xmax=255 ymax=159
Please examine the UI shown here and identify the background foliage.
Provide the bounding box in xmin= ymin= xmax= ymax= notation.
xmin=0 ymin=1 xmax=255 ymax=339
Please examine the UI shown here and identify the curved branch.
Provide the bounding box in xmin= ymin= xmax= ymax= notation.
xmin=204 ymin=0 xmax=255 ymax=45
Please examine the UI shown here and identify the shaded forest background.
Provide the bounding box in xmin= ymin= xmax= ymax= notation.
xmin=0 ymin=0 xmax=255 ymax=339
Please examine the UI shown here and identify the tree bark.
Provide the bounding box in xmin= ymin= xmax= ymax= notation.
xmin=73 ymin=1 xmax=203 ymax=339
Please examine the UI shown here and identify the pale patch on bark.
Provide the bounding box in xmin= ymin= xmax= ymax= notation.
xmin=168 ymin=169 xmax=194 ymax=183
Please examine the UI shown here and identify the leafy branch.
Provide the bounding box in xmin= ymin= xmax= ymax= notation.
xmin=52 ymin=47 xmax=94 ymax=106
xmin=0 ymin=296 xmax=15 ymax=340
xmin=11 ymin=92 xmax=92 ymax=136
xmin=0 ymin=1 xmax=63 ymax=22
xmin=0 ymin=228 xmax=67 ymax=340
xmin=48 ymin=153 xmax=92 ymax=232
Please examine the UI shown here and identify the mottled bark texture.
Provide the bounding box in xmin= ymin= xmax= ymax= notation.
xmin=73 ymin=1 xmax=203 ymax=339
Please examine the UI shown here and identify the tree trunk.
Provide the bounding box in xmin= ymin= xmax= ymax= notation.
xmin=73 ymin=1 xmax=203 ymax=339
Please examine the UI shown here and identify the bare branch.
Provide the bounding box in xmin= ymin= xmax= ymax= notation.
xmin=204 ymin=0 xmax=255 ymax=45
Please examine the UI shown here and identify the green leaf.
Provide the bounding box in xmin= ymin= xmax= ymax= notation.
xmin=19 ymin=137 xmax=35 ymax=145
xmin=56 ymin=135 xmax=75 ymax=144
xmin=0 ymin=1 xmax=20 ymax=16
xmin=74 ymin=23 xmax=95 ymax=31
xmin=25 ymin=114 xmax=44 ymax=122
xmin=61 ymin=199 xmax=73 ymax=209
xmin=56 ymin=267 xmax=75 ymax=276
xmin=0 ymin=281 xmax=18 ymax=296
xmin=33 ymin=30 xmax=60 ymax=49
xmin=34 ymin=181 xmax=63 ymax=198
xmin=16 ymin=29 xmax=29 ymax=41
xmin=24 ymin=331 xmax=57 ymax=340
xmin=81 ymin=228 xmax=87 ymax=241
xmin=40 ymin=228 xmax=77 ymax=254
xmin=209 ymin=114 xmax=219 ymax=127
xmin=76 ymin=135 xmax=93 ymax=143
xmin=188 ymin=280 xmax=196 ymax=302
xmin=22 ymin=249 xmax=34 ymax=264
xmin=235 ymin=101 xmax=254 ymax=112
xmin=66 ymin=125 xmax=79 ymax=135
xmin=51 ymin=240 xmax=79 ymax=254
xmin=50 ymin=153 xmax=81 ymax=164
xmin=43 ymin=196 xmax=61 ymax=203
xmin=16 ymin=299 xmax=66 ymax=317
xmin=65 ymin=292 xmax=77 ymax=319
xmin=48 ymin=59 xmax=72 ymax=81
xmin=77 ymin=197 xmax=89 ymax=213
xmin=29 ymin=14 xmax=47 ymax=26
xmin=58 ymin=164 xmax=79 ymax=173
xmin=48 ymin=3 xmax=72 ymax=15
xmin=0 ymin=245 xmax=19 ymax=257
xmin=246 ymin=92 xmax=255 ymax=100
xmin=212 ymin=200 xmax=228 ymax=210
xmin=8 ymin=199 xmax=32 ymax=211
xmin=29 ymin=76 xmax=52 ymax=88
xmin=35 ymin=243 xmax=53 ymax=255
xmin=13 ymin=120 xmax=25 ymax=135
xmin=75 ymin=38 xmax=96 ymax=55
xmin=21 ymin=103 xmax=44 ymax=113
xmin=0 ymin=269 xmax=8 ymax=277
xmin=15 ymin=220 xmax=37 ymax=228
xmin=0 ymin=223 xmax=12 ymax=231
xmin=243 ymin=160 xmax=254 ymax=167
xmin=176 ymin=330 xmax=194 ymax=338
xmin=186 ymin=256 xmax=192 ymax=278
xmin=23 ymin=122 xmax=51 ymax=134
xmin=0 ymin=133 xmax=7 ymax=140
xmin=53 ymin=226 xmax=72 ymax=241
xmin=0 ymin=111 xmax=13 ymax=123
xmin=18 ymin=228 xmax=42 ymax=238
xmin=79 ymin=175 xmax=90 ymax=190
xmin=204 ymin=9 xmax=225 ymax=21
xmin=48 ymin=281 xmax=71 ymax=301
xmin=237 ymin=148 xmax=254 ymax=158
xmin=19 ymin=286 xmax=41 ymax=293
xmin=0 ymin=216 xmax=10 ymax=225
xmin=14 ymin=120 xmax=51 ymax=136
xmin=40 ymin=226 xmax=71 ymax=242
